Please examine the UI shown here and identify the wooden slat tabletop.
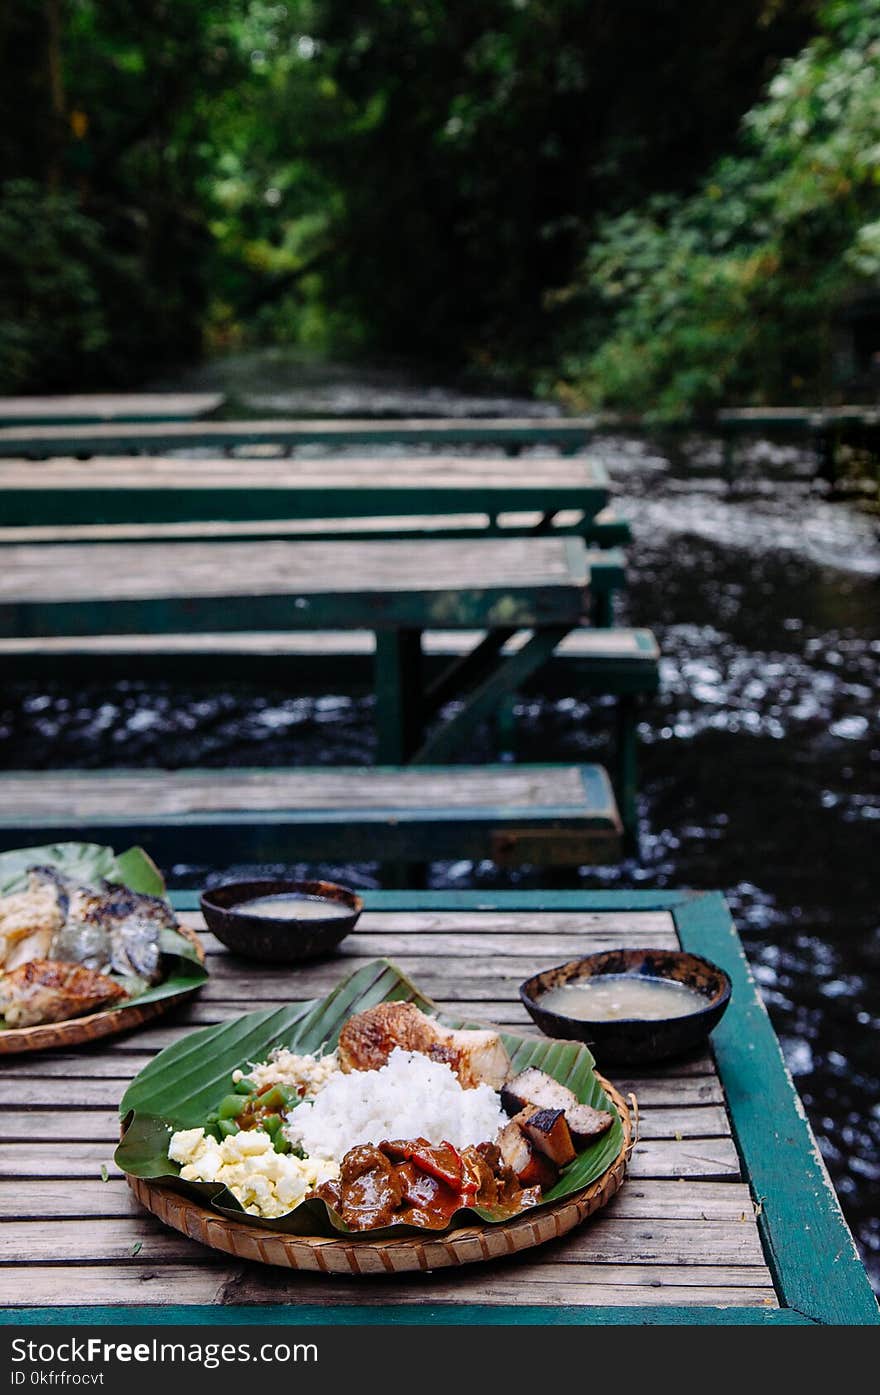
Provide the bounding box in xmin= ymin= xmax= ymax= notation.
xmin=0 ymin=455 xmax=609 ymax=528
xmin=0 ymin=454 xmax=607 ymax=489
xmin=0 ymin=537 xmax=589 ymax=641
xmin=0 ymin=394 xmax=224 ymax=426
xmin=0 ymin=901 xmax=777 ymax=1312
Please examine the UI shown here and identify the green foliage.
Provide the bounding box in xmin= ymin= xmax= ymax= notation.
xmin=0 ymin=181 xmax=108 ymax=391
xmin=0 ymin=0 xmax=820 ymax=390
xmin=556 ymin=0 xmax=880 ymax=417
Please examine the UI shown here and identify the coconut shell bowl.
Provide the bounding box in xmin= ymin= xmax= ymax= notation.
xmin=520 ymin=947 xmax=731 ymax=1066
xmin=199 ymin=878 xmax=363 ymax=963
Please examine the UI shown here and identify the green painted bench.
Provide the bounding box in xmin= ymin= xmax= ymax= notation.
xmin=0 ymin=534 xmax=600 ymax=766
xmin=0 ymin=453 xmax=626 ymax=550
xmin=0 ymin=415 xmax=598 ymax=459
xmin=0 ymin=626 xmax=657 ymax=833
xmin=716 ymin=404 xmax=880 ymax=486
xmin=0 ymin=393 xmax=224 ymax=427
xmin=0 ymin=764 xmax=622 ymax=867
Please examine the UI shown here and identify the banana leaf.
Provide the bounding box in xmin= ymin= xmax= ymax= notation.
xmin=0 ymin=841 xmax=207 ymax=1022
xmin=116 ymin=959 xmax=624 ymax=1238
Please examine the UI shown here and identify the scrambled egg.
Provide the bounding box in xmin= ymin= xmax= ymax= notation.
xmin=168 ymin=1127 xmax=339 ymax=1219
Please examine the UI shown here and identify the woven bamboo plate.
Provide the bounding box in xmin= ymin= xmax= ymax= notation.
xmin=128 ymin=1077 xmax=635 ymax=1275
xmin=0 ymin=923 xmax=206 ymax=1055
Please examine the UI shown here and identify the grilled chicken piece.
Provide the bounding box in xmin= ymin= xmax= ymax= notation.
xmin=338 ymin=1001 xmax=510 ymax=1089
xmin=0 ymin=959 xmax=128 ymax=1028
xmin=501 ymin=1066 xmax=614 ymax=1146
xmin=497 ymin=1121 xmax=559 ymax=1191
xmin=515 ymin=1105 xmax=577 ymax=1166
xmin=0 ymin=868 xmax=67 ymax=968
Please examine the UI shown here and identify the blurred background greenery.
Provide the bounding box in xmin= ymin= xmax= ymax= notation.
xmin=2 ymin=0 xmax=879 ymax=415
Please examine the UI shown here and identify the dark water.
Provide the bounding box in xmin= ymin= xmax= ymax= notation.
xmin=1 ymin=369 xmax=878 ymax=1289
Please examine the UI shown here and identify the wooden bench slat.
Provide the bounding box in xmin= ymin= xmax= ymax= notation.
xmin=0 ymin=416 xmax=599 ymax=459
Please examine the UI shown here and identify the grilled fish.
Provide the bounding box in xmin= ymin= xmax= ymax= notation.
xmin=0 ymin=865 xmax=176 ymax=993
xmin=338 ymin=1001 xmax=510 ymax=1089
xmin=0 ymin=959 xmax=128 ymax=1028
xmin=51 ymin=879 xmax=173 ymax=984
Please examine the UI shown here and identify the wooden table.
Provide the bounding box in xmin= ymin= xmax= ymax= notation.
xmin=1 ymin=890 xmax=875 ymax=1326
xmin=0 ymin=536 xmax=592 ymax=763
xmin=0 ymin=454 xmax=610 ymax=536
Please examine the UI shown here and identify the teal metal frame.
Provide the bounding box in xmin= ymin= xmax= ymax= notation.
xmin=2 ymin=889 xmax=876 ymax=1327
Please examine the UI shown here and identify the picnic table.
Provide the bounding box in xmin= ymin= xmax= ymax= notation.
xmin=0 ymin=535 xmax=595 ymax=764
xmin=1 ymin=889 xmax=876 ymax=1325
xmin=0 ymin=394 xmax=224 ymax=427
xmin=0 ymin=453 xmax=612 ymax=539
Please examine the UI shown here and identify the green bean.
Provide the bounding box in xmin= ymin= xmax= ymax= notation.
xmin=234 ymin=1076 xmax=256 ymax=1095
xmin=217 ymin=1119 xmax=241 ymax=1139
xmin=218 ymin=1093 xmax=245 ymax=1120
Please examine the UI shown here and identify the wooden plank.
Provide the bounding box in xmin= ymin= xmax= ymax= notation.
xmin=0 ymin=453 xmax=610 ymax=531
xmin=718 ymin=404 xmax=880 ymax=429
xmin=0 ymin=768 xmax=590 ymax=813
xmin=0 ymin=395 xmax=223 ymax=426
xmin=0 ymin=1266 xmax=778 ymax=1308
xmin=0 ymin=536 xmax=584 ymax=602
xmin=0 ymin=454 xmax=608 ymax=486
xmin=0 ymin=765 xmax=624 ymax=866
xmin=1 ymin=1065 xmax=720 ymax=1109
xmin=0 ymin=626 xmax=656 ymax=661
xmin=0 ymin=1178 xmax=755 ymax=1222
xmin=0 ymin=1136 xmax=741 ymax=1182
xmin=0 ymin=626 xmax=658 ymax=698
xmin=0 ymin=1101 xmax=731 ymax=1142
xmin=0 ymin=416 xmax=598 ymax=459
xmin=0 ymin=536 xmax=589 ymax=637
xmin=0 ymin=509 xmax=632 ymax=548
xmin=0 ymin=1215 xmax=766 ymax=1267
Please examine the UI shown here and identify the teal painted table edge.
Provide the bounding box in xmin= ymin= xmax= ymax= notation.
xmin=4 ymin=889 xmax=877 ymax=1328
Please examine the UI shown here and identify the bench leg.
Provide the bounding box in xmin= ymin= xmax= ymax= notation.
xmin=496 ymin=691 xmax=518 ymax=759
xmin=616 ymin=695 xmax=639 ymax=847
xmin=591 ymin=588 xmax=615 ymax=628
xmin=374 ymin=629 xmax=423 ymax=763
xmin=412 ymin=625 xmax=570 ymax=764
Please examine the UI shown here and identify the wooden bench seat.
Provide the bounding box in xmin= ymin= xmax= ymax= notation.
xmin=0 ymin=415 xmax=598 ymax=459
xmin=0 ymin=764 xmax=622 ymax=867
xmin=0 ymin=624 xmax=658 ymax=693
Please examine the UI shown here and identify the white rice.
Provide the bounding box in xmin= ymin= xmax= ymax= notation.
xmin=285 ymin=1047 xmax=507 ymax=1161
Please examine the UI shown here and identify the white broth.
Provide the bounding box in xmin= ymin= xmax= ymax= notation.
xmin=235 ymin=892 xmax=351 ymax=921
xmin=538 ymin=974 xmax=707 ymax=1021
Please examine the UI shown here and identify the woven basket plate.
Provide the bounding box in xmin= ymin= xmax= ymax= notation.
xmin=127 ymin=1077 xmax=634 ymax=1275
xmin=0 ymin=924 xmax=205 ymax=1055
